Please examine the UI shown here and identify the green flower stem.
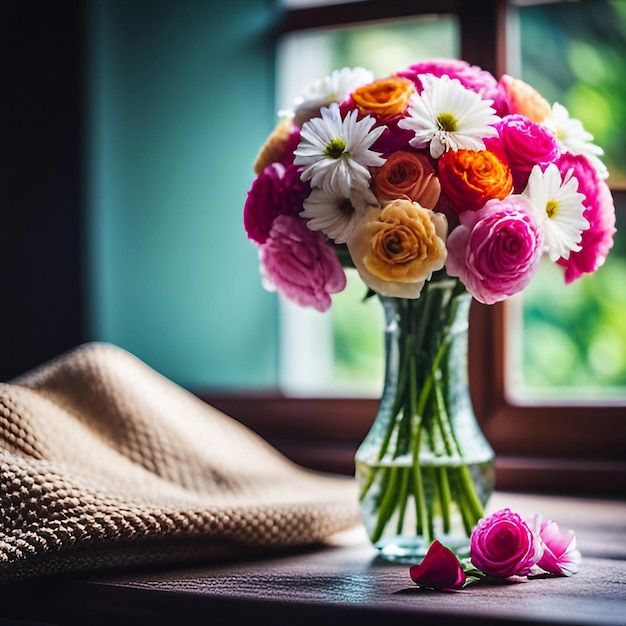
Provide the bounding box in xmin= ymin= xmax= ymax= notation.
xmin=395 ymin=466 xmax=411 ymax=534
xmin=357 ymin=272 xmax=492 ymax=556
xmin=371 ymin=467 xmax=401 ymax=542
xmin=437 ymin=466 xmax=452 ymax=533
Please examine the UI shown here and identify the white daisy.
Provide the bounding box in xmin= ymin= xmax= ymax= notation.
xmin=293 ymin=102 xmax=386 ymax=197
xmin=523 ymin=163 xmax=589 ymax=262
xmin=300 ymin=187 xmax=377 ymax=244
xmin=544 ymin=102 xmax=608 ymax=179
xmin=398 ymin=74 xmax=500 ymax=159
xmin=292 ymin=67 xmax=374 ymax=125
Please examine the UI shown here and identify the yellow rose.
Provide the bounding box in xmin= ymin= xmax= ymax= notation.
xmin=347 ymin=200 xmax=448 ymax=298
xmin=351 ymin=76 xmax=415 ymax=119
xmin=253 ymin=117 xmax=296 ymax=175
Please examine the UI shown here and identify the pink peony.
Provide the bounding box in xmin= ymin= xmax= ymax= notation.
xmin=554 ymin=152 xmax=616 ymax=283
xmin=489 ymin=114 xmax=559 ymax=192
xmin=470 ymin=508 xmax=542 ymax=578
xmin=243 ymin=162 xmax=310 ymax=245
xmin=409 ymin=540 xmax=466 ymax=590
xmin=446 ymin=197 xmax=543 ymax=304
xmin=397 ymin=58 xmax=507 ymax=116
xmin=259 ymin=215 xmax=346 ymax=312
xmin=533 ymin=515 xmax=582 ymax=576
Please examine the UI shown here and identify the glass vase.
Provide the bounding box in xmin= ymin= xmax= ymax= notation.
xmin=355 ymin=272 xmax=495 ymax=562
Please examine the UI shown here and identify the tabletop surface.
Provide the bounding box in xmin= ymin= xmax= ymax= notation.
xmin=1 ymin=492 xmax=624 ymax=626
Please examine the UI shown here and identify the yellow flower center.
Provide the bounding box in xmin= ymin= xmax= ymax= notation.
xmin=325 ymin=138 xmax=347 ymax=160
xmin=546 ymin=199 xmax=559 ymax=219
xmin=437 ymin=112 xmax=458 ymax=132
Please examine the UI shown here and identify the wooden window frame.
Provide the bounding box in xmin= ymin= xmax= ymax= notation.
xmin=199 ymin=0 xmax=625 ymax=497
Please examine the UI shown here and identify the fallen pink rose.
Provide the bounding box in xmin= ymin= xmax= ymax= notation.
xmin=470 ymin=508 xmax=542 ymax=578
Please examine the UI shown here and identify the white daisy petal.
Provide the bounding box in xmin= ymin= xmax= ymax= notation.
xmin=294 ymin=67 xmax=374 ymax=110
xmin=300 ymin=188 xmax=365 ymax=243
xmin=293 ymin=103 xmax=386 ymax=196
xmin=398 ymin=74 xmax=499 ymax=157
xmin=523 ymin=163 xmax=590 ymax=261
xmin=291 ymin=67 xmax=374 ymax=126
xmin=544 ymin=102 xmax=608 ymax=179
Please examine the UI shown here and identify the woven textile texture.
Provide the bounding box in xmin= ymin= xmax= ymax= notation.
xmin=0 ymin=343 xmax=360 ymax=583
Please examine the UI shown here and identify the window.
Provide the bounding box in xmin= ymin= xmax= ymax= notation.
xmin=204 ymin=0 xmax=625 ymax=495
xmin=506 ymin=0 xmax=626 ymax=403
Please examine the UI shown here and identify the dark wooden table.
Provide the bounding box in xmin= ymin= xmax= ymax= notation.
xmin=1 ymin=492 xmax=624 ymax=626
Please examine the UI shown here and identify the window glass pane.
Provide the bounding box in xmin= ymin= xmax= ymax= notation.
xmin=281 ymin=0 xmax=366 ymax=7
xmin=277 ymin=15 xmax=458 ymax=113
xmin=506 ymin=0 xmax=626 ymax=402
xmin=276 ymin=16 xmax=458 ymax=395
xmin=514 ymin=0 xmax=626 ymax=183
xmin=507 ymin=194 xmax=626 ymax=402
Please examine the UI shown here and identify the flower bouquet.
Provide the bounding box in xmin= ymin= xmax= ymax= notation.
xmin=243 ymin=58 xmax=616 ymax=559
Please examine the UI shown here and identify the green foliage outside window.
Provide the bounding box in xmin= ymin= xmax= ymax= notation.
xmin=514 ymin=0 xmax=626 ymax=397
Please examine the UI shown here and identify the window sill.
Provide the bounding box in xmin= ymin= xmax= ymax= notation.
xmin=196 ymin=393 xmax=626 ymax=497
xmin=1 ymin=492 xmax=623 ymax=626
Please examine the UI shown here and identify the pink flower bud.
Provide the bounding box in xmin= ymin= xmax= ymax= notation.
xmin=409 ymin=540 xmax=466 ymax=590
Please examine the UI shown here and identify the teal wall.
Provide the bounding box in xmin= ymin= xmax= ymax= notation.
xmin=88 ymin=0 xmax=280 ymax=390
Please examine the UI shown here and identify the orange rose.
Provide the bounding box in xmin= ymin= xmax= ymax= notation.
xmin=347 ymin=200 xmax=447 ymax=298
xmin=372 ymin=151 xmax=441 ymax=208
xmin=438 ymin=149 xmax=513 ymax=213
xmin=254 ymin=117 xmax=296 ymax=175
xmin=351 ymin=76 xmax=415 ymax=119
xmin=499 ymin=74 xmax=551 ymax=124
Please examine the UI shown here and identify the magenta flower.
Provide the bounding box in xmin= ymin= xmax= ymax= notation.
xmin=371 ymin=116 xmax=417 ymax=157
xmin=534 ymin=516 xmax=581 ymax=576
xmin=397 ymin=58 xmax=507 ymax=116
xmin=470 ymin=508 xmax=542 ymax=578
xmin=259 ymin=215 xmax=346 ymax=312
xmin=446 ymin=197 xmax=543 ymax=304
xmin=554 ymin=152 xmax=616 ymax=283
xmin=409 ymin=540 xmax=466 ymax=590
xmin=243 ymin=162 xmax=310 ymax=245
xmin=489 ymin=114 xmax=559 ymax=192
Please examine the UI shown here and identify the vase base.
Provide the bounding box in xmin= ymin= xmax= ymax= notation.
xmin=373 ymin=535 xmax=470 ymax=564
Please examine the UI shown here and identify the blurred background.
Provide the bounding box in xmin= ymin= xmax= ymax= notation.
xmin=2 ymin=0 xmax=624 ymax=402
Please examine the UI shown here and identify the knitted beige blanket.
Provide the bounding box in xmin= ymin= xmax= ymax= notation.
xmin=0 ymin=343 xmax=360 ymax=583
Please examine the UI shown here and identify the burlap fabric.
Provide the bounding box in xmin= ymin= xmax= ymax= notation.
xmin=0 ymin=343 xmax=360 ymax=583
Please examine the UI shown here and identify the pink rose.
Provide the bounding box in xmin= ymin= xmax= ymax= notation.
xmin=409 ymin=540 xmax=466 ymax=590
xmin=489 ymin=114 xmax=559 ymax=192
xmin=397 ymin=58 xmax=507 ymax=116
xmin=554 ymin=152 xmax=616 ymax=283
xmin=446 ymin=197 xmax=543 ymax=304
xmin=259 ymin=215 xmax=346 ymax=312
xmin=470 ymin=508 xmax=542 ymax=578
xmin=243 ymin=162 xmax=310 ymax=244
xmin=534 ymin=515 xmax=581 ymax=577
